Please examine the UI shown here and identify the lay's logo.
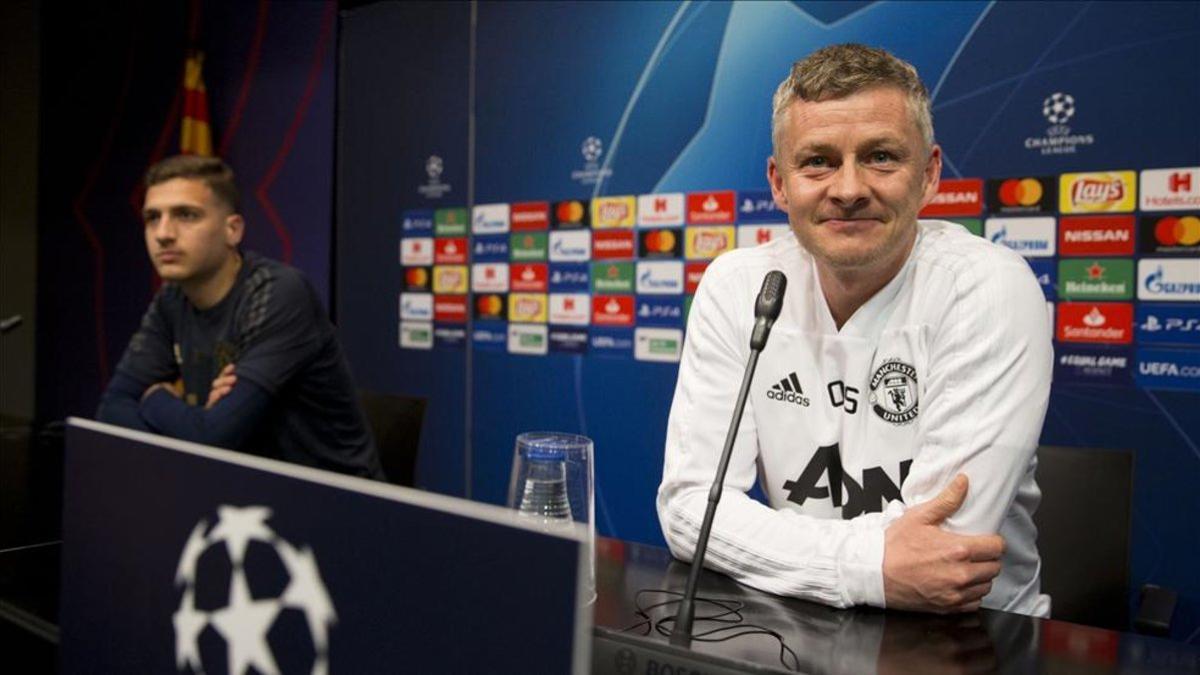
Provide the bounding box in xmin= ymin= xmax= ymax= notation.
xmin=591 ymin=196 xmax=636 ymax=228
xmin=1060 ymin=171 xmax=1136 ymax=213
xmin=685 ymin=226 xmax=735 ymax=260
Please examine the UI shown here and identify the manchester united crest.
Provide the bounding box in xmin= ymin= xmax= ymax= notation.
xmin=869 ymin=359 xmax=919 ymax=425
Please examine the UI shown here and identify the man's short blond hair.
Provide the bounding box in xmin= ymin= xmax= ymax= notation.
xmin=771 ymin=44 xmax=933 ymax=157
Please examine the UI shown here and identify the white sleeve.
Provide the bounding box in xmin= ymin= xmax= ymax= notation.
xmin=657 ymin=258 xmax=886 ymax=609
xmin=891 ymin=254 xmax=1052 ymax=535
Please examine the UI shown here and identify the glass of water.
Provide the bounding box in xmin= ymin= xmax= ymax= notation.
xmin=507 ymin=432 xmax=595 ymax=602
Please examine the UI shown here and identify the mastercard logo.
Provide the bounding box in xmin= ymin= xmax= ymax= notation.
xmin=405 ymin=268 xmax=429 ymax=287
xmin=476 ymin=295 xmax=504 ymax=316
xmin=556 ymin=201 xmax=586 ymax=223
xmin=998 ymin=178 xmax=1043 ymax=207
xmin=1155 ymin=216 xmax=1200 ymax=246
xmin=643 ymin=229 xmax=677 ymax=253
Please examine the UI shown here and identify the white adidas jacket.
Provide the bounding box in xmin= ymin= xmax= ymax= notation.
xmin=658 ymin=220 xmax=1052 ymax=616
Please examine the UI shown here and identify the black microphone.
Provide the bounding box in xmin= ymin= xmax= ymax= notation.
xmin=671 ymin=270 xmax=787 ymax=647
xmin=0 ymin=315 xmax=22 ymax=334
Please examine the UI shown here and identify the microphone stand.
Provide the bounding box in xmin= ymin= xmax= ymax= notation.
xmin=670 ymin=344 xmax=763 ymax=646
xmin=671 ymin=270 xmax=784 ymax=647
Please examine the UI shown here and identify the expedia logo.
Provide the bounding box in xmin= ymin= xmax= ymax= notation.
xmin=766 ymin=372 xmax=810 ymax=407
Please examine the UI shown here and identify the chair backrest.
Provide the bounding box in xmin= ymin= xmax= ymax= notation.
xmin=1034 ymin=445 xmax=1133 ymax=630
xmin=359 ymin=390 xmax=427 ymax=488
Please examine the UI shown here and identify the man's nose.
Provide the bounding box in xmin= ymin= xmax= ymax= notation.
xmin=828 ymin=161 xmax=870 ymax=209
xmin=153 ymin=218 xmax=178 ymax=242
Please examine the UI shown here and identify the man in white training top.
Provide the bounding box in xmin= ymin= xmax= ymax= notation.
xmin=658 ymin=43 xmax=1051 ymax=616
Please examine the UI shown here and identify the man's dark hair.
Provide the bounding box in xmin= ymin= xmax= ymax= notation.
xmin=144 ymin=154 xmax=241 ymax=212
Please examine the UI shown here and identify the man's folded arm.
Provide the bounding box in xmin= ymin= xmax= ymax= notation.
xmin=894 ymin=256 xmax=1052 ymax=535
xmin=139 ymin=378 xmax=272 ymax=450
xmin=96 ymin=371 xmax=153 ymax=432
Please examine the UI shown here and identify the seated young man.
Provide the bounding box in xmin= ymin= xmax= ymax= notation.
xmin=98 ymin=155 xmax=384 ymax=479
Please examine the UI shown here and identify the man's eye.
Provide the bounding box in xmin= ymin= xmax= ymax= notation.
xmin=803 ymin=157 xmax=828 ymax=168
xmin=869 ymin=151 xmax=895 ymax=163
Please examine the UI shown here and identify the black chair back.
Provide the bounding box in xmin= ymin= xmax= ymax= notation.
xmin=359 ymin=390 xmax=427 ymax=488
xmin=1034 ymin=445 xmax=1133 ymax=630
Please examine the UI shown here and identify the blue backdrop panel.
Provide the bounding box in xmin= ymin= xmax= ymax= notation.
xmin=337 ymin=1 xmax=1200 ymax=641
xmin=337 ymin=2 xmax=472 ymax=495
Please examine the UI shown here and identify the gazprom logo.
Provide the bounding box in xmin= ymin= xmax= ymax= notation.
xmin=985 ymin=217 xmax=1056 ymax=257
xmin=1138 ymin=259 xmax=1200 ymax=300
xmin=635 ymin=261 xmax=684 ymax=295
xmin=552 ymin=238 xmax=587 ymax=256
xmin=1143 ymin=266 xmax=1200 ymax=294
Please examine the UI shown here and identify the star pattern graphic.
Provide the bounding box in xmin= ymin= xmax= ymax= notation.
xmin=1086 ymin=262 xmax=1105 ymax=280
xmin=209 ymin=506 xmax=274 ymax=564
xmin=277 ymin=541 xmax=339 ymax=651
xmin=209 ymin=568 xmax=283 ymax=675
xmin=175 ymin=519 xmax=211 ymax=584
xmin=173 ymin=506 xmax=338 ymax=675
xmin=173 ymin=588 xmax=207 ymax=672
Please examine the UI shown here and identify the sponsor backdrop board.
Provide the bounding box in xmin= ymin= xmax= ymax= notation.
xmin=338 ymin=2 xmax=1200 ymax=639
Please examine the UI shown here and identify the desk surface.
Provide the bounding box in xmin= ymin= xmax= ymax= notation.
xmin=4 ymin=536 xmax=1200 ymax=674
xmin=592 ymin=538 xmax=1200 ymax=674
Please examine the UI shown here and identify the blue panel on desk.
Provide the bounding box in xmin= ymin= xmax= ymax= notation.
xmin=59 ymin=421 xmax=583 ymax=674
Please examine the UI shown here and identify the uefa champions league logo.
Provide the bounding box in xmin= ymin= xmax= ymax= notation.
xmin=425 ymin=155 xmax=444 ymax=180
xmin=1026 ymin=91 xmax=1092 ymax=155
xmin=1042 ymin=92 xmax=1075 ymax=125
xmin=580 ymin=136 xmax=604 ymax=163
xmin=418 ymin=154 xmax=451 ymax=198
xmin=172 ymin=506 xmax=337 ymax=675
xmin=571 ymin=135 xmax=612 ymax=186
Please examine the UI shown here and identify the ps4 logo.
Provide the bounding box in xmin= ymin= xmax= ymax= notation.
xmin=551 ymin=270 xmax=587 ymax=284
xmin=1141 ymin=315 xmax=1199 ymax=333
xmin=474 ymin=241 xmax=508 ymax=256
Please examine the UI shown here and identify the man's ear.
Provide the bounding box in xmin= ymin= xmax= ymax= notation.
xmin=918 ymin=144 xmax=943 ymax=209
xmin=225 ymin=213 xmax=245 ymax=248
xmin=768 ymin=155 xmax=788 ymax=211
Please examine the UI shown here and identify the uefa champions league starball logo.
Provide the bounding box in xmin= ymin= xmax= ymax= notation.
xmin=581 ymin=136 xmax=604 ymax=163
xmin=172 ymin=506 xmax=337 ymax=675
xmin=425 ymin=154 xmax=444 ymax=180
xmin=1042 ymin=92 xmax=1075 ymax=125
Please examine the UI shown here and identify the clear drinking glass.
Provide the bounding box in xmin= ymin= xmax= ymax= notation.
xmin=507 ymin=432 xmax=595 ymax=603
